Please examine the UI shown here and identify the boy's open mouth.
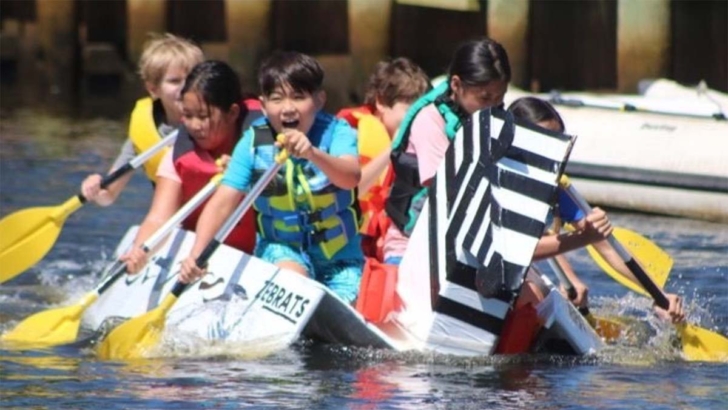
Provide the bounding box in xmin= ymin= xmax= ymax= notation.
xmin=281 ymin=119 xmax=299 ymax=129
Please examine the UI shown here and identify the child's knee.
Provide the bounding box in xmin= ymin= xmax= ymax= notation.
xmin=276 ymin=260 xmax=309 ymax=277
xmin=516 ymin=280 xmax=546 ymax=309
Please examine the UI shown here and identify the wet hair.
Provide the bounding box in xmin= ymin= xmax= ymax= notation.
xmin=363 ymin=57 xmax=431 ymax=109
xmin=138 ymin=33 xmax=204 ymax=86
xmin=181 ymin=60 xmax=246 ymax=128
xmin=507 ymin=97 xmax=565 ymax=132
xmin=258 ymin=51 xmax=324 ymax=96
xmin=448 ymin=37 xmax=511 ymax=87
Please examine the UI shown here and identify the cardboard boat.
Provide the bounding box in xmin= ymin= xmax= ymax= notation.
xmin=83 ymin=108 xmax=603 ymax=358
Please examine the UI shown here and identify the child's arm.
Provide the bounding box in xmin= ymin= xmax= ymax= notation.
xmin=532 ymin=207 xmax=613 ymax=259
xmin=307 ymin=149 xmax=360 ymax=190
xmin=120 ymin=176 xmax=182 ymax=273
xmin=81 ymin=139 xmax=136 ymax=206
xmin=554 ymin=253 xmax=589 ymax=307
xmin=358 ymin=147 xmax=391 ymax=198
xmin=179 ymin=185 xmax=244 ymax=283
xmin=580 ymin=234 xmax=685 ymax=323
xmin=279 ymin=129 xmax=361 ymax=190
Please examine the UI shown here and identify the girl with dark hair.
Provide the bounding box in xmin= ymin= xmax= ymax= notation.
xmin=507 ymin=96 xmax=685 ymax=323
xmin=383 ymin=37 xmax=512 ymax=265
xmin=120 ymin=60 xmax=263 ymax=273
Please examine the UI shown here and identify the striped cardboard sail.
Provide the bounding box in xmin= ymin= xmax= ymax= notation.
xmin=425 ymin=107 xmax=574 ymax=346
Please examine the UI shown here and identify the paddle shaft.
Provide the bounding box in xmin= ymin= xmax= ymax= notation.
xmin=96 ymin=174 xmax=222 ymax=296
xmin=169 ymin=151 xmax=288 ymax=299
xmin=78 ymin=130 xmax=178 ymax=204
xmin=561 ymin=176 xmax=670 ymax=309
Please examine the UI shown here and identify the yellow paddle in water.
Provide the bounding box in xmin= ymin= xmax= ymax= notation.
xmin=0 ymin=174 xmax=222 ymax=347
xmin=546 ymin=257 xmax=624 ymax=343
xmin=97 ymin=149 xmax=288 ymax=360
xmin=561 ymin=175 xmax=728 ymax=362
xmin=0 ymin=131 xmax=178 ymax=284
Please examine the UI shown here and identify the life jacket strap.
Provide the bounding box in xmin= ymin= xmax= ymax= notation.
xmin=260 ymin=223 xmax=344 ymax=248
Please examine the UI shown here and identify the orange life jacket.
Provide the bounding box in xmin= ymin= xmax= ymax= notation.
xmin=335 ymin=106 xmax=392 ymax=241
xmin=338 ymin=106 xmax=402 ymax=322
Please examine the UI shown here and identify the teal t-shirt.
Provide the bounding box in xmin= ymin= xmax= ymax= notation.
xmin=223 ymin=111 xmax=361 ymax=261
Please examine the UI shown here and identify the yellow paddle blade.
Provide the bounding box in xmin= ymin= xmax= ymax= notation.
xmin=588 ymin=314 xmax=623 ymax=343
xmin=97 ymin=293 xmax=178 ymax=360
xmin=0 ymin=197 xmax=83 ymax=284
xmin=0 ymin=206 xmax=58 ymax=253
xmin=679 ymin=323 xmax=728 ymax=362
xmin=585 ymin=227 xmax=672 ymax=296
xmin=0 ymin=293 xmax=98 ymax=346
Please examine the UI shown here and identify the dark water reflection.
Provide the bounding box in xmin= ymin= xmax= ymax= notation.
xmin=1 ymin=109 xmax=727 ymax=408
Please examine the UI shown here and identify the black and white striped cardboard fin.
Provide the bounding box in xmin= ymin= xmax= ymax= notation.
xmin=427 ymin=107 xmax=574 ymax=332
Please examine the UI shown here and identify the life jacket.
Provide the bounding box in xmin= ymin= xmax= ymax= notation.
xmin=385 ymin=82 xmax=465 ymax=236
xmin=250 ymin=114 xmax=360 ymax=260
xmin=337 ymin=105 xmax=373 ymax=128
xmin=336 ymin=106 xmax=392 ymax=238
xmin=129 ymin=97 xmax=168 ymax=182
xmin=171 ymin=99 xmax=263 ymax=254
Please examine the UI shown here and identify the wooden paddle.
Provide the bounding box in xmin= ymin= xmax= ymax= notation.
xmin=97 ymin=149 xmax=288 ymax=360
xmin=561 ymin=175 xmax=728 ymax=361
xmin=0 ymin=174 xmax=222 ymax=347
xmin=0 ymin=131 xmax=178 ymax=284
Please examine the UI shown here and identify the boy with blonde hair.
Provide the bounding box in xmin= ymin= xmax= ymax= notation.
xmin=81 ymin=33 xmax=204 ymax=206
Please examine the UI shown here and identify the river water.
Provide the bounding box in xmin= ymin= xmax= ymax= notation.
xmin=1 ymin=107 xmax=727 ymax=409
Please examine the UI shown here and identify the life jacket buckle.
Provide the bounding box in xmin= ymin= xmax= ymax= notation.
xmin=297 ymin=209 xmax=324 ymax=227
xmin=308 ymin=229 xmax=327 ymax=245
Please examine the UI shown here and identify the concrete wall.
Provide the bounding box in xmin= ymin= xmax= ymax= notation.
xmin=617 ymin=0 xmax=670 ymax=92
xmin=487 ymin=0 xmax=530 ymax=89
xmin=226 ymin=0 xmax=272 ymax=93
xmin=6 ymin=0 xmax=726 ymax=110
xmin=127 ymin=0 xmax=166 ymax=64
xmin=35 ymin=0 xmax=76 ymax=97
xmin=349 ymin=0 xmax=393 ymax=101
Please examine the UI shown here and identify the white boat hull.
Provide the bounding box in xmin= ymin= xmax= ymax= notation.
xmin=83 ymin=108 xmax=602 ymax=358
xmin=83 ymin=225 xmax=601 ymax=357
xmin=506 ymin=82 xmax=728 ymax=222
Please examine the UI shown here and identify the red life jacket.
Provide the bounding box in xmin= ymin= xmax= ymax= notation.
xmin=337 ymin=105 xmax=373 ymax=128
xmin=172 ymin=99 xmax=262 ymax=253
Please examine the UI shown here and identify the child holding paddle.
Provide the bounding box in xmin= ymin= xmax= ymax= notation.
xmin=120 ymin=60 xmax=262 ymax=273
xmin=80 ymin=33 xmax=204 ymax=206
xmin=508 ymin=96 xmax=685 ymax=323
xmin=180 ymin=51 xmax=364 ymax=304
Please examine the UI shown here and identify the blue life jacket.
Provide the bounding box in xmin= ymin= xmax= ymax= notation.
xmin=250 ymin=119 xmax=360 ymax=259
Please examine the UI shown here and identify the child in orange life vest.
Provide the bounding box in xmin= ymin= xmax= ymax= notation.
xmin=337 ymin=58 xmax=430 ymax=258
xmin=179 ymin=52 xmax=364 ymax=304
xmin=121 ymin=61 xmax=261 ymax=273
xmin=508 ymin=97 xmax=685 ymax=324
xmin=81 ymin=33 xmax=204 ymax=206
